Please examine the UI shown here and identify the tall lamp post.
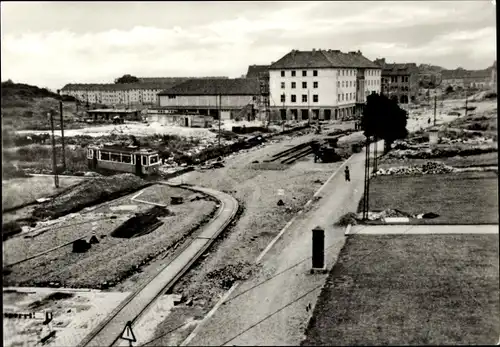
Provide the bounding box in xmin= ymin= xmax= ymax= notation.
xmin=57 ymin=90 xmax=66 ymax=171
xmin=49 ymin=111 xmax=59 ymax=188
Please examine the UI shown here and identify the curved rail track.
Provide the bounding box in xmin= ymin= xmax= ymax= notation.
xmin=76 ymin=183 xmax=239 ymax=347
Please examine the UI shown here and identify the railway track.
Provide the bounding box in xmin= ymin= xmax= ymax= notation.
xmin=264 ymin=141 xmax=316 ymax=165
xmin=77 ymin=184 xmax=239 ymax=347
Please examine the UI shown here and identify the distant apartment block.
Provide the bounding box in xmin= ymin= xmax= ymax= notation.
xmin=374 ymin=58 xmax=419 ymax=104
xmin=269 ymin=49 xmax=381 ymax=121
xmin=441 ymin=66 xmax=495 ymax=90
xmin=60 ymin=82 xmax=187 ymax=106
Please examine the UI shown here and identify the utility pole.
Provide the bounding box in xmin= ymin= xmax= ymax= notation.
xmin=57 ymin=90 xmax=66 ymax=171
xmin=218 ymin=94 xmax=221 ymax=148
xmin=307 ymin=89 xmax=311 ymax=126
xmin=373 ymin=136 xmax=378 ymax=173
xmin=464 ymin=88 xmax=468 ymax=118
xmin=433 ymin=94 xmax=437 ymax=126
xmin=362 ymin=136 xmax=371 ymax=220
xmin=283 ymin=98 xmax=286 ymax=131
xmin=49 ymin=111 xmax=59 ymax=188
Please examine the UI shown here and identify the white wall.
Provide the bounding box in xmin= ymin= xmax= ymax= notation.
xmin=269 ymin=68 xmax=338 ymax=108
xmin=270 ymin=67 xmax=381 ymax=109
xmin=158 ymin=95 xmax=254 ymax=108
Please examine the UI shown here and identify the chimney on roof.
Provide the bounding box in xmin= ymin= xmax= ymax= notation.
xmin=357 ymin=50 xmax=362 ymax=55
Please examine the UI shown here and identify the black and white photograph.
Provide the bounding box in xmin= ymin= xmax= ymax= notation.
xmin=1 ymin=1 xmax=498 ymax=346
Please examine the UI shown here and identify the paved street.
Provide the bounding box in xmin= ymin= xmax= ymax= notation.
xmin=184 ymin=140 xmax=383 ymax=346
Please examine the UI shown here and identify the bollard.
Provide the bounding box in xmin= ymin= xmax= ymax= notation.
xmin=311 ymin=226 xmax=327 ymax=274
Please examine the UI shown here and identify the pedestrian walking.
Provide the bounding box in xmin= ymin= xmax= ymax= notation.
xmin=344 ymin=166 xmax=350 ymax=182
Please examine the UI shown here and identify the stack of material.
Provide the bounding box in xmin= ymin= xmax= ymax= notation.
xmin=205 ymin=262 xmax=255 ymax=290
xmin=372 ymin=161 xmax=455 ymax=176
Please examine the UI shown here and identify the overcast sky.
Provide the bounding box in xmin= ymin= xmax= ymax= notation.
xmin=1 ymin=1 xmax=496 ymax=90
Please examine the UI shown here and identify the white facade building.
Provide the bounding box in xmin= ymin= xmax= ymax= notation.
xmin=269 ymin=49 xmax=381 ymax=121
xmin=60 ymin=82 xmax=186 ymax=107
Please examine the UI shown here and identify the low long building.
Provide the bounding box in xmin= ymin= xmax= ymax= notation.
xmin=157 ymin=78 xmax=261 ymax=121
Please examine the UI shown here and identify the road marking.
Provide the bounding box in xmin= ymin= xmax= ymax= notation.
xmin=131 ymin=198 xmax=167 ymax=207
xmin=131 ymin=190 xmax=144 ymax=200
xmin=130 ymin=190 xmax=167 ymax=207
xmin=180 ymin=282 xmax=241 ymax=346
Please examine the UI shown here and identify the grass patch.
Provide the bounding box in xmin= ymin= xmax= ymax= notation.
xmin=2 ymin=176 xmax=86 ymax=211
xmin=379 ymin=152 xmax=498 ymax=169
xmin=303 ymin=234 xmax=499 ymax=346
xmin=31 ymin=173 xmax=149 ymax=220
xmin=359 ymin=171 xmax=498 ymax=224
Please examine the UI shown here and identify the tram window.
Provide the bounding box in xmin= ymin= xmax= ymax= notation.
xmin=100 ymin=152 xmax=110 ymax=161
xmin=149 ymin=155 xmax=159 ymax=165
xmin=142 ymin=156 xmax=147 ymax=166
xmin=122 ymin=154 xmax=132 ymax=164
xmin=110 ymin=153 xmax=121 ymax=162
xmin=87 ymin=149 xmax=93 ymax=159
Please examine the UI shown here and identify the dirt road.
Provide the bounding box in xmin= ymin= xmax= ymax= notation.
xmin=182 ymin=140 xmax=383 ymax=346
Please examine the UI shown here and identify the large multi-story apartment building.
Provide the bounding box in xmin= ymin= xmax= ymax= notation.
xmin=61 ymin=82 xmax=185 ymax=106
xmin=374 ymin=58 xmax=419 ymax=104
xmin=269 ymin=49 xmax=381 ymax=121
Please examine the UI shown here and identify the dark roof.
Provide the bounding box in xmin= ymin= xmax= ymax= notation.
xmin=158 ymin=78 xmax=260 ymax=96
xmin=379 ymin=62 xmax=419 ymax=76
xmin=269 ymin=49 xmax=380 ymax=69
xmin=87 ymin=109 xmax=139 ymax=113
xmin=138 ymin=76 xmax=228 ymax=83
xmin=89 ymin=144 xmax=158 ymax=154
xmin=246 ymin=65 xmax=270 ymax=78
xmin=61 ymin=81 xmax=185 ymax=91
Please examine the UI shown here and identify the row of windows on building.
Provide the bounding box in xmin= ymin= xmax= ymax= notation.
xmin=280 ymin=79 xmax=380 ymax=90
xmin=382 ymin=76 xmax=410 ymax=83
xmin=280 ymin=81 xmax=319 ymax=89
xmin=279 ymin=69 xmax=379 ymax=78
xmin=279 ymin=91 xmax=365 ymax=103
xmin=280 ymin=94 xmax=318 ymax=103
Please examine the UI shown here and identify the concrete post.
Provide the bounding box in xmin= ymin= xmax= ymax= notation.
xmin=311 ymin=226 xmax=327 ymax=274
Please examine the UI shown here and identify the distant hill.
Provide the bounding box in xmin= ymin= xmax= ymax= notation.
xmin=1 ymin=81 xmax=79 ymax=131
xmin=1 ymin=80 xmax=61 ymax=100
xmin=418 ymin=64 xmax=445 ymax=74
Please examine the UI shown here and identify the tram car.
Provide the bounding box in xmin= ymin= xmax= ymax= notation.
xmin=87 ymin=143 xmax=161 ymax=176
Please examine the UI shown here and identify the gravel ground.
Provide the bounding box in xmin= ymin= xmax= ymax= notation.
xmin=2 ymin=176 xmax=85 ymax=211
xmin=4 ymin=185 xmax=217 ymax=290
xmin=146 ymin=126 xmax=347 ymax=345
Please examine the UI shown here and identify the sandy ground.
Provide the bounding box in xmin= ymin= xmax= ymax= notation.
xmin=3 ymin=184 xmax=216 ymax=290
xmin=3 ymin=287 xmax=129 ymax=347
xmin=138 ymin=125 xmax=349 ymax=345
xmin=2 ymin=176 xmax=86 ymax=211
xmin=406 ymin=98 xmax=496 ymax=132
xmin=16 ymin=122 xmax=217 ymax=139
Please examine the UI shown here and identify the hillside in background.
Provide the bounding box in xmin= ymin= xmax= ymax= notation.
xmin=1 ymin=80 xmax=80 ymax=131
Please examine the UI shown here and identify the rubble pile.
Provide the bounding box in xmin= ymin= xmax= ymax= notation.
xmin=373 ymin=161 xmax=455 ymax=176
xmin=32 ymin=174 xmax=148 ymax=220
xmin=205 ymin=262 xmax=256 ymax=290
xmin=355 ymin=209 xmax=413 ymax=221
